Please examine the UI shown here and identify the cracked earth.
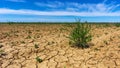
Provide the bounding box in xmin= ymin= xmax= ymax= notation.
xmin=0 ymin=24 xmax=120 ymax=68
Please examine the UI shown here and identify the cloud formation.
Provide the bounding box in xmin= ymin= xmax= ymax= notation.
xmin=34 ymin=0 xmax=120 ymax=12
xmin=6 ymin=0 xmax=25 ymax=2
xmin=1 ymin=0 xmax=120 ymax=16
xmin=35 ymin=1 xmax=63 ymax=8
xmin=1 ymin=8 xmax=120 ymax=16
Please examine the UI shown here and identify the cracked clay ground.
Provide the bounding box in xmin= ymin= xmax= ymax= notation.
xmin=0 ymin=24 xmax=120 ymax=68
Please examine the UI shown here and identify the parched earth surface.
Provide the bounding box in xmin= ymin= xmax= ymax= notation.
xmin=0 ymin=24 xmax=120 ymax=68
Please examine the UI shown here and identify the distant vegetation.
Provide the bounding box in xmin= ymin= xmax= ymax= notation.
xmin=114 ymin=23 xmax=120 ymax=27
xmin=0 ymin=22 xmax=120 ymax=27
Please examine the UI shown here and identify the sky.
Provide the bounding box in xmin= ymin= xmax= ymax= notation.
xmin=0 ymin=0 xmax=120 ymax=22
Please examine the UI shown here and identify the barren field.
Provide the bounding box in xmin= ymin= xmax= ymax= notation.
xmin=0 ymin=24 xmax=120 ymax=68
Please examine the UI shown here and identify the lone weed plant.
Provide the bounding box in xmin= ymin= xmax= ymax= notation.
xmin=69 ymin=21 xmax=92 ymax=48
xmin=36 ymin=56 xmax=43 ymax=63
xmin=34 ymin=44 xmax=39 ymax=49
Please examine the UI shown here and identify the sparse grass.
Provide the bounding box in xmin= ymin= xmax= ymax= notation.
xmin=69 ymin=21 xmax=92 ymax=48
xmin=36 ymin=56 xmax=43 ymax=63
xmin=34 ymin=44 xmax=39 ymax=48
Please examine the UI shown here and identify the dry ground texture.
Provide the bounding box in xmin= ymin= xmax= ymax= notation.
xmin=0 ymin=23 xmax=120 ymax=68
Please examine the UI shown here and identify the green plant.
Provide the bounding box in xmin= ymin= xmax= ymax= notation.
xmin=36 ymin=56 xmax=43 ymax=63
xmin=34 ymin=44 xmax=39 ymax=48
xmin=69 ymin=20 xmax=92 ymax=48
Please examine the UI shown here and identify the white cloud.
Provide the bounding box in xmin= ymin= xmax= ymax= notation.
xmin=67 ymin=2 xmax=120 ymax=12
xmin=1 ymin=8 xmax=120 ymax=16
xmin=1 ymin=0 xmax=120 ymax=16
xmin=34 ymin=0 xmax=120 ymax=12
xmin=6 ymin=0 xmax=25 ymax=2
xmin=35 ymin=1 xmax=64 ymax=8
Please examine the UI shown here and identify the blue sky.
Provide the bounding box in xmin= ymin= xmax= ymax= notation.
xmin=0 ymin=0 xmax=120 ymax=22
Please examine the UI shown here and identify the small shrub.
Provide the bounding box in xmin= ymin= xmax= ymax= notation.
xmin=36 ymin=56 xmax=43 ymax=63
xmin=69 ymin=21 xmax=92 ymax=48
xmin=34 ymin=44 xmax=39 ymax=48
